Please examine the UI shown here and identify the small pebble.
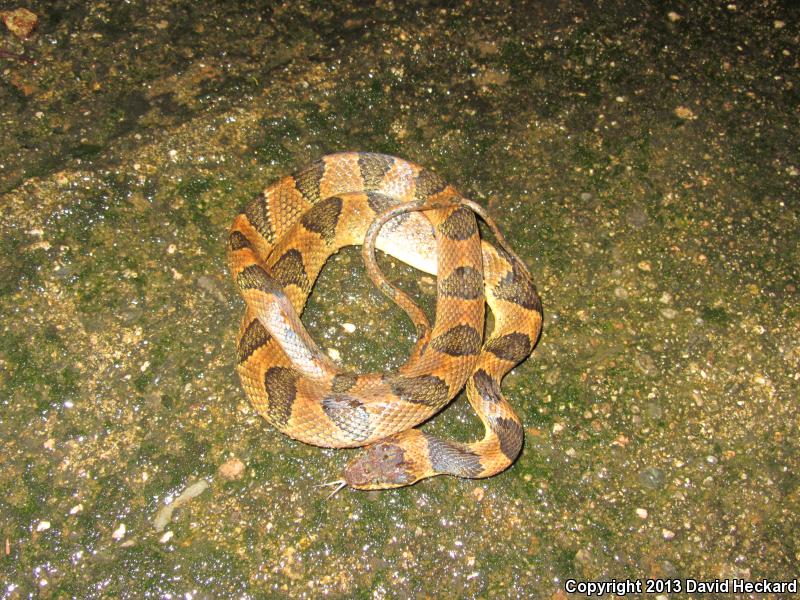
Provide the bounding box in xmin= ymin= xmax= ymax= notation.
xmin=327 ymin=348 xmax=341 ymax=361
xmin=638 ymin=467 xmax=666 ymax=490
xmin=159 ymin=531 xmax=174 ymax=543
xmin=112 ymin=523 xmax=126 ymax=540
xmin=36 ymin=521 xmax=50 ymax=532
xmin=1 ymin=8 xmax=38 ymax=38
xmin=69 ymin=504 xmax=83 ymax=515
xmin=552 ymin=423 xmax=564 ymax=434
xmin=660 ymin=308 xmax=677 ymax=319
xmin=636 ymin=508 xmax=648 ymax=519
xmin=218 ymin=457 xmax=245 ymax=481
xmin=637 ymin=261 xmax=651 ymax=272
xmin=667 ymin=11 xmax=682 ymax=22
xmin=342 ymin=323 xmax=356 ymax=333
xmin=662 ymin=528 xmax=676 ymax=540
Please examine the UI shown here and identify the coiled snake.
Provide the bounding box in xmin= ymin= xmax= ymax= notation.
xmin=228 ymin=153 xmax=542 ymax=491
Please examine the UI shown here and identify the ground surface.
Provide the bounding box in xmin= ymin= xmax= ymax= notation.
xmin=1 ymin=1 xmax=798 ymax=598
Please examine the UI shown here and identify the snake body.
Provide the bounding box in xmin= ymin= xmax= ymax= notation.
xmin=228 ymin=152 xmax=542 ymax=490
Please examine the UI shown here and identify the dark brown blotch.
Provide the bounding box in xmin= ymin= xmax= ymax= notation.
xmin=293 ymin=159 xmax=326 ymax=203
xmin=269 ymin=248 xmax=309 ymax=291
xmin=438 ymin=207 xmax=477 ymax=241
xmin=243 ymin=193 xmax=274 ymax=242
xmin=430 ymin=324 xmax=481 ymax=356
xmin=485 ymin=332 xmax=533 ymax=364
xmin=414 ymin=169 xmax=448 ymax=202
xmin=321 ymin=394 xmax=372 ymax=442
xmin=263 ymin=366 xmax=298 ymax=427
xmin=388 ymin=374 xmax=450 ymax=407
xmin=228 ymin=230 xmax=252 ymax=251
xmin=301 ymin=196 xmax=342 ymax=243
xmin=237 ymin=318 xmax=271 ymax=364
xmin=440 ymin=265 xmax=483 ymax=300
xmin=358 ymin=153 xmax=395 ymax=189
xmin=491 ymin=416 xmax=524 ymax=462
xmin=331 ymin=372 xmax=358 ymax=393
xmin=236 ymin=264 xmax=283 ymax=295
xmin=471 ymin=369 xmax=501 ymax=405
xmin=424 ymin=434 xmax=483 ymax=477
xmin=493 ymin=264 xmax=542 ymax=312
xmin=366 ymin=191 xmax=396 ymax=215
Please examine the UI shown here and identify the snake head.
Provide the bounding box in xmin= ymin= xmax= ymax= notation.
xmin=344 ymin=440 xmax=418 ymax=490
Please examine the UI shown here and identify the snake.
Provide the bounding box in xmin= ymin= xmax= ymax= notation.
xmin=228 ymin=152 xmax=542 ymax=491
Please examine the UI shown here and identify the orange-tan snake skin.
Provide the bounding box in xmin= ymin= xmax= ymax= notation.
xmin=228 ymin=152 xmax=542 ymax=491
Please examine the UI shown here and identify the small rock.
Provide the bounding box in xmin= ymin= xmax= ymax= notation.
xmin=197 ymin=275 xmax=226 ymax=303
xmin=626 ymin=205 xmax=648 ymax=228
xmin=218 ymin=457 xmax=245 ymax=481
xmin=634 ymin=353 xmax=658 ymax=376
xmin=660 ymin=307 xmax=677 ymax=319
xmin=645 ymin=402 xmax=663 ymax=420
xmin=36 ymin=521 xmax=50 ymax=532
xmin=614 ymin=286 xmax=629 ymax=299
xmin=1 ymin=8 xmax=38 ymax=38
xmin=112 ymin=523 xmax=126 ymax=540
xmin=637 ymin=261 xmax=651 ymax=272
xmin=159 ymin=531 xmax=174 ymax=543
xmin=471 ymin=487 xmax=484 ymax=502
xmin=341 ymin=323 xmax=356 ymax=333
xmin=638 ymin=467 xmax=666 ymax=490
xmin=636 ymin=508 xmax=648 ymax=519
xmin=327 ymin=348 xmax=341 ymax=361
xmin=69 ymin=504 xmax=83 ymax=515
xmin=667 ymin=11 xmax=682 ymax=22
xmin=544 ymin=368 xmax=560 ymax=385
xmin=674 ymin=106 xmax=696 ymax=120
xmin=662 ymin=528 xmax=676 ymax=540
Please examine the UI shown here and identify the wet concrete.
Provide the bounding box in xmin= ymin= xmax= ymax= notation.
xmin=1 ymin=1 xmax=798 ymax=598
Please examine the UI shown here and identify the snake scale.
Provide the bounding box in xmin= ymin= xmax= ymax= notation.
xmin=228 ymin=152 xmax=542 ymax=491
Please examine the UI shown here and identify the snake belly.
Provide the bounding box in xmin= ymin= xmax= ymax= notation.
xmin=228 ymin=152 xmax=542 ymax=490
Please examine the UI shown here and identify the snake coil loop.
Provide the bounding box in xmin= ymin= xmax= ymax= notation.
xmin=228 ymin=153 xmax=542 ymax=490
